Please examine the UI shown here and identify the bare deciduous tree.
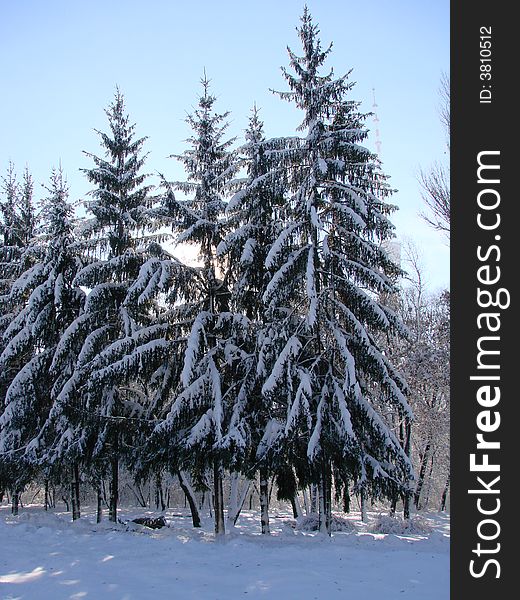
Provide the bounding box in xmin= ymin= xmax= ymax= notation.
xmin=419 ymin=73 xmax=450 ymax=239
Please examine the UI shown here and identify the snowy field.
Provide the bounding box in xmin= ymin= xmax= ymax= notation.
xmin=0 ymin=505 xmax=449 ymax=600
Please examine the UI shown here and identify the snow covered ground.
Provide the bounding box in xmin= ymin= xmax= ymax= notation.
xmin=0 ymin=505 xmax=449 ymax=599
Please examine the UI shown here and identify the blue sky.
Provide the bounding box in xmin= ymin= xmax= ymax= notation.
xmin=1 ymin=0 xmax=449 ymax=291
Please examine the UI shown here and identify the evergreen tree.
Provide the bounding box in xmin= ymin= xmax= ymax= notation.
xmin=17 ymin=167 xmax=37 ymax=248
xmin=0 ymin=164 xmax=22 ymax=406
xmin=0 ymin=162 xmax=39 ymax=509
xmin=153 ymin=75 xmax=241 ymax=537
xmin=261 ymin=7 xmax=413 ymax=534
xmin=0 ymin=163 xmax=38 ymax=293
xmin=0 ymin=168 xmax=84 ymax=514
xmin=218 ymin=106 xmax=285 ymax=317
xmin=46 ymin=90 xmax=165 ymax=522
xmin=218 ymin=106 xmax=289 ymax=533
xmin=0 ymin=163 xmax=21 ymax=254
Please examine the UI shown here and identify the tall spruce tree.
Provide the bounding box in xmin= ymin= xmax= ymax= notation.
xmin=0 ymin=163 xmax=39 ymax=511
xmin=0 ymin=164 xmax=23 ymax=399
xmin=0 ymin=168 xmax=84 ymax=515
xmin=260 ymin=7 xmax=413 ymax=534
xmin=153 ymin=76 xmax=241 ymax=537
xmin=217 ymin=106 xmax=289 ymax=533
xmin=45 ymin=90 xmax=165 ymax=522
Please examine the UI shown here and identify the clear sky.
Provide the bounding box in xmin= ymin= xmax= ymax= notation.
xmin=1 ymin=0 xmax=449 ymax=291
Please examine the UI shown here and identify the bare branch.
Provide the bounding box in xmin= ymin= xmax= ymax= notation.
xmin=438 ymin=72 xmax=450 ymax=141
xmin=419 ymin=162 xmax=450 ymax=238
xmin=419 ymin=73 xmax=450 ymax=240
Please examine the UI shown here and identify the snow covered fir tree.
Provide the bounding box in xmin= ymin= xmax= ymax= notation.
xmin=0 ymin=169 xmax=85 ymax=515
xmin=252 ymin=7 xmax=414 ymax=533
xmin=148 ymin=74 xmax=244 ymax=537
xmin=0 ymin=8 xmax=449 ymax=539
xmin=49 ymin=89 xmax=175 ymax=523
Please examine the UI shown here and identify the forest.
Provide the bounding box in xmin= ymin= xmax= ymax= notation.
xmin=0 ymin=8 xmax=449 ymax=538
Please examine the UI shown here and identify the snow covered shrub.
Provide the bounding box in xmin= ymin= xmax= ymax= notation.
xmin=368 ymin=514 xmax=432 ymax=535
xmin=296 ymin=513 xmax=355 ymax=533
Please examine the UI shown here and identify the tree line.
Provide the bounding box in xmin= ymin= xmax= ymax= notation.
xmin=0 ymin=8 xmax=449 ymax=536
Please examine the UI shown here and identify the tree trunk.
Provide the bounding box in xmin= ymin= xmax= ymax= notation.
xmin=390 ymin=495 xmax=398 ymax=516
xmin=155 ymin=479 xmax=160 ymax=509
xmin=177 ymin=470 xmax=201 ymax=527
xmin=213 ymin=459 xmax=225 ymax=537
xmin=109 ymin=453 xmax=119 ymax=523
xmin=342 ymin=486 xmax=351 ymax=514
xmin=11 ymin=490 xmax=19 ymax=515
xmin=102 ymin=480 xmax=108 ymax=506
xmin=71 ymin=463 xmax=81 ymax=521
xmin=289 ymin=496 xmax=298 ymax=518
xmin=310 ymin=484 xmax=318 ymax=513
xmin=96 ymin=486 xmax=103 ymax=523
xmin=259 ymin=466 xmax=270 ymax=535
xmin=268 ymin=478 xmax=275 ymax=505
xmin=30 ymin=488 xmax=41 ymax=504
xmin=44 ymin=480 xmax=49 ymax=511
xmin=155 ymin=473 xmax=166 ymax=512
xmin=318 ymin=478 xmax=327 ymax=534
xmin=227 ymin=471 xmax=239 ymax=526
xmin=440 ymin=473 xmax=450 ymax=512
xmin=207 ymin=489 xmax=213 ymax=518
xmin=414 ymin=440 xmax=432 ymax=509
xmin=318 ymin=463 xmax=332 ymax=535
xmin=159 ymin=477 xmax=166 ymax=510
xmin=423 ymin=454 xmax=436 ymax=509
xmin=325 ymin=464 xmax=332 ymax=534
xmin=290 ymin=494 xmax=303 ymax=519
xmin=403 ymin=418 xmax=413 ymax=520
xmin=302 ymin=487 xmax=310 ymax=515
xmin=360 ymin=490 xmax=367 ymax=523
xmin=403 ymin=489 xmax=411 ymax=520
